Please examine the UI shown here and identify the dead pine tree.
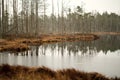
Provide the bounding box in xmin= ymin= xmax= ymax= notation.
xmin=13 ymin=0 xmax=18 ymax=36
xmin=0 ymin=0 xmax=2 ymax=37
xmin=1 ymin=0 xmax=4 ymax=37
xmin=35 ymin=0 xmax=39 ymax=36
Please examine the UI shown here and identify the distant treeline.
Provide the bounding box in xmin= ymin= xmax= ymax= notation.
xmin=0 ymin=0 xmax=120 ymax=37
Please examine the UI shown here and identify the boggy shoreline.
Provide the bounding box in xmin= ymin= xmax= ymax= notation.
xmin=0 ymin=64 xmax=119 ymax=80
xmin=0 ymin=34 xmax=99 ymax=52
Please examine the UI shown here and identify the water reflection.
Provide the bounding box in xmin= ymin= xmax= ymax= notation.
xmin=0 ymin=35 xmax=120 ymax=77
xmin=9 ymin=35 xmax=120 ymax=56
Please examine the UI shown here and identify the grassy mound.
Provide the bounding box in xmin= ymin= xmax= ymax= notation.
xmin=0 ymin=34 xmax=99 ymax=52
xmin=0 ymin=64 xmax=119 ymax=80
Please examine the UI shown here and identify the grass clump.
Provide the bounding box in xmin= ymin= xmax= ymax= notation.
xmin=0 ymin=34 xmax=99 ymax=52
xmin=0 ymin=64 xmax=119 ymax=80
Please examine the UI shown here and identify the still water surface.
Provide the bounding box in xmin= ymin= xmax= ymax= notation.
xmin=0 ymin=35 xmax=120 ymax=77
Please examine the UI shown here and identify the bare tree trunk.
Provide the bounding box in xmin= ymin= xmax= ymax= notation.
xmin=51 ymin=0 xmax=54 ymax=33
xmin=5 ymin=0 xmax=9 ymax=34
xmin=2 ymin=0 xmax=4 ymax=36
xmin=13 ymin=0 xmax=18 ymax=35
xmin=61 ymin=0 xmax=63 ymax=34
xmin=30 ymin=0 xmax=34 ymax=34
xmin=68 ymin=8 xmax=71 ymax=33
xmin=21 ymin=0 xmax=24 ymax=34
xmin=25 ymin=0 xmax=29 ymax=35
xmin=43 ymin=0 xmax=46 ymax=34
xmin=35 ymin=0 xmax=38 ymax=36
xmin=0 ymin=0 xmax=1 ymax=36
xmin=57 ymin=0 xmax=59 ymax=34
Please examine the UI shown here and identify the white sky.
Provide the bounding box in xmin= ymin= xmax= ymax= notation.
xmin=46 ymin=0 xmax=120 ymax=15
xmin=83 ymin=0 xmax=120 ymax=14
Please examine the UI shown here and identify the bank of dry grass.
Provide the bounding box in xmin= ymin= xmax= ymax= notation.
xmin=0 ymin=34 xmax=99 ymax=52
xmin=0 ymin=64 xmax=119 ymax=80
xmin=92 ymin=32 xmax=120 ymax=35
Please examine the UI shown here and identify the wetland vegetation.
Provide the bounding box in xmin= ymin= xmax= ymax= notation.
xmin=0 ymin=64 xmax=119 ymax=80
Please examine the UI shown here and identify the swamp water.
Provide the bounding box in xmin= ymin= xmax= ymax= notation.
xmin=0 ymin=35 xmax=120 ymax=77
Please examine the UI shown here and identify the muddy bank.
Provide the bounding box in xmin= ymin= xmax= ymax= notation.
xmin=0 ymin=64 xmax=119 ymax=80
xmin=0 ymin=34 xmax=99 ymax=52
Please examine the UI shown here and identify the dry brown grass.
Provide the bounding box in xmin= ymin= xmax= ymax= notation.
xmin=0 ymin=43 xmax=28 ymax=52
xmin=41 ymin=34 xmax=99 ymax=43
xmin=0 ymin=34 xmax=99 ymax=52
xmin=1 ymin=64 xmax=118 ymax=80
xmin=0 ymin=39 xmax=29 ymax=52
xmin=92 ymin=32 xmax=120 ymax=35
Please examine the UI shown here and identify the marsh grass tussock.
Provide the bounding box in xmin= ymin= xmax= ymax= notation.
xmin=0 ymin=64 xmax=119 ymax=80
xmin=0 ymin=34 xmax=99 ymax=52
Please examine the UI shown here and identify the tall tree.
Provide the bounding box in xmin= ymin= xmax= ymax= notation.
xmin=13 ymin=0 xmax=18 ymax=34
xmin=43 ymin=0 xmax=46 ymax=34
xmin=30 ymin=0 xmax=34 ymax=34
xmin=57 ymin=0 xmax=59 ymax=33
xmin=35 ymin=0 xmax=39 ymax=35
xmin=5 ymin=0 xmax=9 ymax=33
xmin=51 ymin=0 xmax=54 ymax=33
xmin=61 ymin=0 xmax=64 ymax=34
xmin=0 ymin=0 xmax=1 ymax=35
xmin=25 ymin=0 xmax=29 ymax=34
xmin=2 ymin=0 xmax=4 ymax=36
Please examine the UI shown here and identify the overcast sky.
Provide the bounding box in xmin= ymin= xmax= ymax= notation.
xmin=47 ymin=0 xmax=120 ymax=15
xmin=83 ymin=0 xmax=120 ymax=13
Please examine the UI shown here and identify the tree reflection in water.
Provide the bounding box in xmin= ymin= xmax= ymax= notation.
xmin=7 ymin=35 xmax=120 ymax=56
